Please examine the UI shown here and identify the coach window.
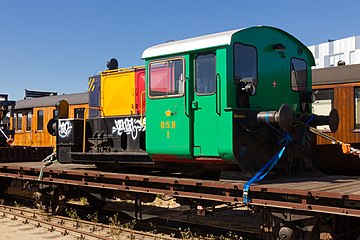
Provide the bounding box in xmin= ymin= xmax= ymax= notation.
xmin=312 ymin=89 xmax=334 ymax=131
xmin=26 ymin=112 xmax=32 ymax=131
xmin=195 ymin=53 xmax=216 ymax=95
xmin=234 ymin=43 xmax=258 ymax=86
xmin=53 ymin=109 xmax=58 ymax=118
xmin=148 ymin=58 xmax=184 ymax=98
xmin=37 ymin=110 xmax=44 ymax=131
xmin=15 ymin=112 xmax=22 ymax=131
xmin=74 ymin=108 xmax=85 ymax=118
xmin=291 ymin=58 xmax=307 ymax=91
xmin=355 ymin=88 xmax=360 ymax=129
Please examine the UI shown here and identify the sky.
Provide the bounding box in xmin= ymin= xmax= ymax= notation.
xmin=1 ymin=0 xmax=360 ymax=100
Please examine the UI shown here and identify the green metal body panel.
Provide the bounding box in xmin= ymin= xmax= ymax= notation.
xmin=145 ymin=56 xmax=192 ymax=158
xmin=144 ymin=26 xmax=314 ymax=163
xmin=226 ymin=27 xmax=314 ymax=112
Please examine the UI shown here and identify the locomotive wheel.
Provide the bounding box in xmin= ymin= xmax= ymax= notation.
xmin=279 ymin=227 xmax=294 ymax=240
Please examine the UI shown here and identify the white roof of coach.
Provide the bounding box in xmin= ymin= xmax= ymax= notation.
xmin=142 ymin=28 xmax=242 ymax=59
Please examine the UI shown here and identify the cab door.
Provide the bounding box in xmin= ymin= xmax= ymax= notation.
xmin=192 ymin=53 xmax=219 ymax=156
xmin=146 ymin=57 xmax=192 ymax=158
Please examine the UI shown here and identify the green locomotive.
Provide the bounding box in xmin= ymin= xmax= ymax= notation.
xmin=56 ymin=26 xmax=337 ymax=174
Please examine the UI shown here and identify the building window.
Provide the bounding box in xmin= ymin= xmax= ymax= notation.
xmin=16 ymin=112 xmax=22 ymax=131
xmin=329 ymin=53 xmax=344 ymax=67
xmin=314 ymin=45 xmax=319 ymax=59
xmin=291 ymin=58 xmax=307 ymax=92
xmin=312 ymin=89 xmax=334 ymax=131
xmin=74 ymin=108 xmax=85 ymax=118
xmin=37 ymin=110 xmax=44 ymax=131
xmin=26 ymin=112 xmax=32 ymax=131
xmin=148 ymin=58 xmax=184 ymax=98
xmin=234 ymin=43 xmax=258 ymax=86
xmin=195 ymin=53 xmax=216 ymax=95
xmin=355 ymin=88 xmax=360 ymax=129
xmin=350 ymin=51 xmax=355 ymax=64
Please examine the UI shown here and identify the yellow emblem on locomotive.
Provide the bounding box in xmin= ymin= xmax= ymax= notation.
xmin=165 ymin=110 xmax=172 ymax=117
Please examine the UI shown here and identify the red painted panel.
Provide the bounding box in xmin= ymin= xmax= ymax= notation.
xmin=135 ymin=68 xmax=146 ymax=114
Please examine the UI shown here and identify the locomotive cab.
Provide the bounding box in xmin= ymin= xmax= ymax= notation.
xmin=143 ymin=26 xmax=321 ymax=173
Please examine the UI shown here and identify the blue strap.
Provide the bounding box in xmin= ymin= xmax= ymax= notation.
xmin=306 ymin=115 xmax=315 ymax=125
xmin=242 ymin=133 xmax=292 ymax=204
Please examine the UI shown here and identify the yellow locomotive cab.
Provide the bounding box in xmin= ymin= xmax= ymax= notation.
xmin=100 ymin=68 xmax=137 ymax=117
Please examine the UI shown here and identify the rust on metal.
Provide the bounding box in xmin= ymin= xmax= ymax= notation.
xmin=0 ymin=162 xmax=360 ymax=217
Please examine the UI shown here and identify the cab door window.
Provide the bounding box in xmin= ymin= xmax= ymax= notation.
xmin=195 ymin=53 xmax=216 ymax=95
xmin=148 ymin=58 xmax=185 ymax=98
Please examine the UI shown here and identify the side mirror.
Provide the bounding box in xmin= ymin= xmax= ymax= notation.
xmin=243 ymin=83 xmax=256 ymax=96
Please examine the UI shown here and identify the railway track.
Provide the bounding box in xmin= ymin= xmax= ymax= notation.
xmin=0 ymin=203 xmax=178 ymax=240
xmin=2 ymin=161 xmax=360 ymax=239
xmin=1 ymin=184 xmax=260 ymax=240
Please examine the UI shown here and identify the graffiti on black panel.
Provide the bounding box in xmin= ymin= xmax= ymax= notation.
xmin=58 ymin=121 xmax=73 ymax=138
xmin=112 ymin=117 xmax=146 ymax=140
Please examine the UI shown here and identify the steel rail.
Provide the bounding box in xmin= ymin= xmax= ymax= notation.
xmin=0 ymin=204 xmax=177 ymax=240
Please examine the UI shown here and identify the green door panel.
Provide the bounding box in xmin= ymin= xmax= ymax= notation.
xmin=146 ymin=57 xmax=192 ymax=158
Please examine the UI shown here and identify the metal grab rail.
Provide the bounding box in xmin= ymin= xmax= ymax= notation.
xmin=140 ymin=91 xmax=146 ymax=126
xmin=216 ymin=73 xmax=221 ymax=115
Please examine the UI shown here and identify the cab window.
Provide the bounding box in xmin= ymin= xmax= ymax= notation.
xmin=234 ymin=43 xmax=258 ymax=86
xmin=148 ymin=59 xmax=184 ymax=98
xmin=195 ymin=53 xmax=216 ymax=95
xmin=74 ymin=108 xmax=85 ymax=118
xmin=291 ymin=58 xmax=307 ymax=91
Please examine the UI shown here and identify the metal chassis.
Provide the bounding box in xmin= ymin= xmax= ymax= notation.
xmin=0 ymin=162 xmax=359 ymax=218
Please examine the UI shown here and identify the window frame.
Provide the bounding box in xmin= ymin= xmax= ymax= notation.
xmin=15 ymin=112 xmax=23 ymax=132
xmin=26 ymin=111 xmax=32 ymax=132
xmin=74 ymin=108 xmax=85 ymax=118
xmin=290 ymin=57 xmax=308 ymax=92
xmin=355 ymin=87 xmax=360 ymax=129
xmin=312 ymin=88 xmax=334 ymax=132
xmin=148 ymin=57 xmax=186 ymax=99
xmin=53 ymin=109 xmax=59 ymax=119
xmin=194 ymin=52 xmax=217 ymax=96
xmin=37 ymin=110 xmax=44 ymax=131
xmin=233 ymin=42 xmax=258 ymax=88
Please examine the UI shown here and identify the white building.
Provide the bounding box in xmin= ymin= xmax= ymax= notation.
xmin=307 ymin=35 xmax=360 ymax=68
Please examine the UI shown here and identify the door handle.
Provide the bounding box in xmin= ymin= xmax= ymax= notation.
xmin=184 ymin=77 xmax=189 ymax=116
xmin=191 ymin=100 xmax=198 ymax=110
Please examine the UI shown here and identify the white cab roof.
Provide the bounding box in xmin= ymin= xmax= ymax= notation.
xmin=142 ymin=28 xmax=243 ymax=59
